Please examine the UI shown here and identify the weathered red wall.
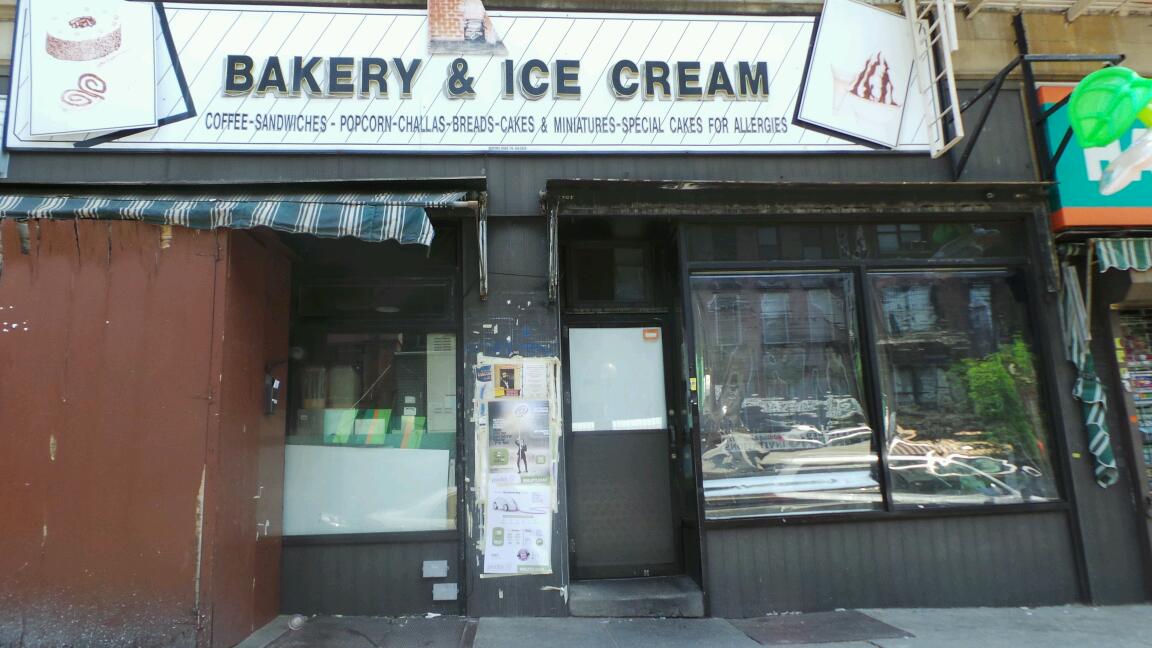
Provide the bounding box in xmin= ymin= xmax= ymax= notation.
xmin=0 ymin=220 xmax=220 ymax=646
xmin=204 ymin=231 xmax=290 ymax=647
xmin=0 ymin=221 xmax=289 ymax=647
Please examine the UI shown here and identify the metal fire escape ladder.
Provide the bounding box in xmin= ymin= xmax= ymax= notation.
xmin=949 ymin=14 xmax=1124 ymax=181
xmin=903 ymin=0 xmax=965 ymax=159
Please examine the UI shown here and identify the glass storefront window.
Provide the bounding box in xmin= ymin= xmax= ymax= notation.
xmin=692 ymin=274 xmax=882 ymax=519
xmin=283 ymin=331 xmax=457 ymax=534
xmin=869 ymin=271 xmax=1059 ymax=507
xmin=691 ymin=256 xmax=1060 ymax=519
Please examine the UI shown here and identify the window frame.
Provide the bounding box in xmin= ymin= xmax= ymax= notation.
xmin=680 ymin=214 xmax=1072 ymax=527
xmin=564 ymin=240 xmax=662 ymax=312
xmin=283 ymin=225 xmax=465 ymax=542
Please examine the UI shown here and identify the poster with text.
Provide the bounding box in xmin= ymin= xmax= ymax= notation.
xmin=29 ymin=0 xmax=157 ymax=135
xmin=794 ymin=0 xmax=916 ymax=148
xmin=483 ymin=482 xmax=551 ymax=575
xmin=488 ymin=399 xmax=551 ymax=484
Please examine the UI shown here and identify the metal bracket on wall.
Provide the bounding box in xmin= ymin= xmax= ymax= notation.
xmin=546 ymin=197 xmax=561 ymax=304
xmin=478 ymin=192 xmax=488 ymax=301
xmin=951 ymin=15 xmax=1123 ymax=181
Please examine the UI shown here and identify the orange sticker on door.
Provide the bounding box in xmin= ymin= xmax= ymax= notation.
xmin=643 ymin=328 xmax=660 ymax=341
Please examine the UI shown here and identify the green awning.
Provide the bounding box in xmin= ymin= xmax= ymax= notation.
xmin=0 ymin=190 xmax=468 ymax=246
xmin=1096 ymin=238 xmax=1152 ymax=272
xmin=1060 ymin=263 xmax=1119 ymax=488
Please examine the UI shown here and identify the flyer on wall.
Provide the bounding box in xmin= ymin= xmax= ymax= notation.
xmin=488 ymin=399 xmax=551 ymax=484
xmin=494 ymin=363 xmax=522 ymax=398
xmin=483 ymin=482 xmax=552 ymax=575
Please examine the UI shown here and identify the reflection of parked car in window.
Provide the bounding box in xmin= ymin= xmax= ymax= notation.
xmin=887 ymin=453 xmax=1053 ymax=505
xmin=740 ymin=395 xmax=868 ymax=436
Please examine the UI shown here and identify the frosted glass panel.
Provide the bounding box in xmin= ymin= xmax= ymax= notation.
xmin=283 ymin=446 xmax=452 ymax=535
xmin=570 ymin=327 xmax=666 ymax=432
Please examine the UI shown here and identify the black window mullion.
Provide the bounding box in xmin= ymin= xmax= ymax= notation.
xmin=856 ymin=266 xmax=895 ymax=512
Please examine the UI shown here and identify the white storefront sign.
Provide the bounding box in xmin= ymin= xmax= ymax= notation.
xmin=5 ymin=1 xmax=933 ymax=153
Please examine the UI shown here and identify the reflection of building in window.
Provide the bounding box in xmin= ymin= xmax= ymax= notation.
xmin=806 ymin=288 xmax=840 ymax=342
xmin=876 ymin=224 xmax=924 ymax=254
xmin=881 ymin=285 xmax=935 ymax=334
xmin=760 ymin=292 xmax=789 ymax=344
xmin=893 ymin=365 xmax=945 ymax=406
xmin=759 ymin=288 xmax=845 ymax=345
xmin=709 ymin=293 xmax=745 ymax=347
xmin=757 ymin=227 xmax=780 ymax=259
xmin=967 ymin=282 xmax=995 ymax=357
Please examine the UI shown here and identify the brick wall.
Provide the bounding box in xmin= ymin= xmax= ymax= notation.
xmin=428 ymin=0 xmax=465 ymax=42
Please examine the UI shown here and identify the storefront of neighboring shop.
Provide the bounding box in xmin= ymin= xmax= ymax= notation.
xmin=0 ymin=1 xmax=1148 ymax=647
xmin=1040 ymin=82 xmax=1152 ymax=602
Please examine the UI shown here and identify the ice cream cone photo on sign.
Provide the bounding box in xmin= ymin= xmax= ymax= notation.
xmin=796 ymin=0 xmax=915 ymax=148
xmin=27 ymin=0 xmax=157 ymax=136
xmin=831 ymin=52 xmax=902 ymax=134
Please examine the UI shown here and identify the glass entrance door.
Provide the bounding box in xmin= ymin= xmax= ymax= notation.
xmin=567 ymin=326 xmax=678 ymax=579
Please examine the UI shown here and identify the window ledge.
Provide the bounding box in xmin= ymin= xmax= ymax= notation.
xmin=283 ymin=529 xmax=458 ymax=546
xmin=703 ymin=500 xmax=1070 ymax=530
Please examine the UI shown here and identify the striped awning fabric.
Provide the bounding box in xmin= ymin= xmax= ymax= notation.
xmin=1096 ymin=238 xmax=1152 ymax=273
xmin=1060 ymin=263 xmax=1120 ymax=488
xmin=0 ymin=190 xmax=468 ymax=246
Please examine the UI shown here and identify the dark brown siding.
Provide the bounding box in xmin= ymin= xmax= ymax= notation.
xmin=706 ymin=512 xmax=1080 ymax=616
xmin=281 ymin=540 xmax=460 ymax=616
xmin=0 ymin=220 xmax=220 ymax=647
xmin=206 ymin=232 xmax=291 ymax=647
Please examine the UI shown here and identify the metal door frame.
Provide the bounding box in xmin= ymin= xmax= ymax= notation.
xmin=561 ymin=314 xmax=686 ymax=580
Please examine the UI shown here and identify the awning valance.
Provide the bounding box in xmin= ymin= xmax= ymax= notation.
xmin=1096 ymin=238 xmax=1152 ymax=273
xmin=0 ymin=190 xmax=469 ymax=246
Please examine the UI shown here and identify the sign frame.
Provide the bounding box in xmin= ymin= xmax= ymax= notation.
xmin=4 ymin=1 xmax=935 ymax=155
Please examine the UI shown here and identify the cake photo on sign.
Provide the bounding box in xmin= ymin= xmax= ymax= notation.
xmin=46 ymin=11 xmax=122 ymax=61
xmin=831 ymin=52 xmax=901 ymax=131
xmin=25 ymin=0 xmax=158 ymax=137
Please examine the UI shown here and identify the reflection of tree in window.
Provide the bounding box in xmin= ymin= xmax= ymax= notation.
xmin=871 ymin=272 xmax=1058 ymax=507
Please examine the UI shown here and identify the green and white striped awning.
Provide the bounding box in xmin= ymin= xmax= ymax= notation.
xmin=1096 ymin=238 xmax=1152 ymax=272
xmin=1060 ymin=263 xmax=1119 ymax=488
xmin=0 ymin=190 xmax=469 ymax=246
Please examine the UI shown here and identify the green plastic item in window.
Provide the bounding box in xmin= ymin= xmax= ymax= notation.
xmin=1069 ymin=66 xmax=1152 ymax=148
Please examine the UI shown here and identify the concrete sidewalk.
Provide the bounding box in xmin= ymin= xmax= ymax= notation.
xmin=243 ymin=605 xmax=1152 ymax=648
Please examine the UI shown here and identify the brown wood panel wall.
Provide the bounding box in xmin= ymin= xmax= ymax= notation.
xmin=705 ymin=512 xmax=1080 ymax=617
xmin=206 ymin=232 xmax=291 ymax=648
xmin=0 ymin=220 xmax=222 ymax=647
